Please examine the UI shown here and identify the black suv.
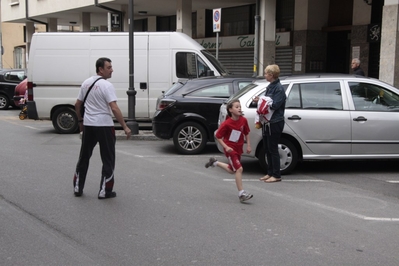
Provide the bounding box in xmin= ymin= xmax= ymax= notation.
xmin=0 ymin=69 xmax=26 ymax=110
xmin=152 ymin=76 xmax=260 ymax=154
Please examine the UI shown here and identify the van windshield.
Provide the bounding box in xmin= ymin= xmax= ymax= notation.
xmin=201 ymin=50 xmax=231 ymax=76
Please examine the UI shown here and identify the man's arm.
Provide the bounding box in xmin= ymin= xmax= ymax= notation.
xmin=75 ymin=99 xmax=84 ymax=132
xmin=109 ymin=101 xmax=132 ymax=139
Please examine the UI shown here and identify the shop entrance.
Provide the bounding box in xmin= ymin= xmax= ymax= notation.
xmin=326 ymin=31 xmax=351 ymax=74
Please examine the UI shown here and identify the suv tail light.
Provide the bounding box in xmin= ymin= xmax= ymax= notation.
xmin=156 ymin=99 xmax=176 ymax=111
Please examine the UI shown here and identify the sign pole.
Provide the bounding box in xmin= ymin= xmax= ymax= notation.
xmin=216 ymin=32 xmax=219 ymax=59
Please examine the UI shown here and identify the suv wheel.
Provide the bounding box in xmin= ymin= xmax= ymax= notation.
xmin=258 ymin=138 xmax=298 ymax=175
xmin=52 ymin=107 xmax=79 ymax=134
xmin=0 ymin=94 xmax=10 ymax=110
xmin=173 ymin=122 xmax=207 ymax=155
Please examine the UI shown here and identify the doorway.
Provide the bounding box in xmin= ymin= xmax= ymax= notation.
xmin=326 ymin=31 xmax=351 ymax=74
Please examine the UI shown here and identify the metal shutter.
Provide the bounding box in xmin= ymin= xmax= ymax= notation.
xmin=210 ymin=49 xmax=254 ymax=76
xmin=276 ymin=47 xmax=293 ymax=76
xmin=210 ymin=47 xmax=293 ymax=76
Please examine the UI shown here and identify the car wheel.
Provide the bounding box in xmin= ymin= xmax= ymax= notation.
xmin=0 ymin=94 xmax=10 ymax=110
xmin=258 ymin=138 xmax=298 ymax=175
xmin=52 ymin=107 xmax=79 ymax=134
xmin=173 ymin=122 xmax=207 ymax=155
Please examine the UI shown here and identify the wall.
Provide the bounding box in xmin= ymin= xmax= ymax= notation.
xmin=1 ymin=23 xmax=25 ymax=68
xmin=1 ymin=22 xmax=45 ymax=69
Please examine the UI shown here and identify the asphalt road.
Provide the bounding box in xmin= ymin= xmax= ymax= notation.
xmin=1 ymin=109 xmax=399 ymax=266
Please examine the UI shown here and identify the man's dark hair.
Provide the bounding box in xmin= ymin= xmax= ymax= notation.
xmin=96 ymin=57 xmax=112 ymax=73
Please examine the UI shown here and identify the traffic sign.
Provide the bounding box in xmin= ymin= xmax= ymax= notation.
xmin=213 ymin=8 xmax=221 ymax=33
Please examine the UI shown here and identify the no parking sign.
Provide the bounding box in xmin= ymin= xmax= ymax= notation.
xmin=213 ymin=8 xmax=221 ymax=33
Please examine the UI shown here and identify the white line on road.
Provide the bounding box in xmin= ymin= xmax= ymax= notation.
xmin=223 ymin=179 xmax=399 ymax=222
xmin=223 ymin=179 xmax=328 ymax=182
xmin=387 ymin=180 xmax=399 ymax=183
xmin=24 ymin=126 xmax=39 ymax=130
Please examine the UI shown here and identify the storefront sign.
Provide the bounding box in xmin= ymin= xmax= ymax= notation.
xmin=196 ymin=32 xmax=290 ymax=49
xmin=110 ymin=13 xmax=121 ymax=32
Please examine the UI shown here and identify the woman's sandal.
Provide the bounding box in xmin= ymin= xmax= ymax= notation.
xmin=264 ymin=177 xmax=281 ymax=183
xmin=259 ymin=175 xmax=271 ymax=181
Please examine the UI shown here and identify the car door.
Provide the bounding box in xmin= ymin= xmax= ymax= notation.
xmin=284 ymin=81 xmax=352 ymax=155
xmin=347 ymin=81 xmax=399 ymax=154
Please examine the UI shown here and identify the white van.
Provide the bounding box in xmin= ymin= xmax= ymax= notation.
xmin=26 ymin=31 xmax=229 ymax=133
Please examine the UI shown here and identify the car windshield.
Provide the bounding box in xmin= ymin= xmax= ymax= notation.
xmin=227 ymin=83 xmax=259 ymax=102
xmin=201 ymin=50 xmax=231 ymax=76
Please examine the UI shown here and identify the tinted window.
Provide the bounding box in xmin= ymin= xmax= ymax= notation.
xmin=189 ymin=83 xmax=232 ymax=98
xmin=197 ymin=56 xmax=212 ymax=77
xmin=287 ymin=82 xmax=342 ymax=110
xmin=349 ymin=82 xmax=399 ymax=111
xmin=176 ymin=52 xmax=197 ymax=79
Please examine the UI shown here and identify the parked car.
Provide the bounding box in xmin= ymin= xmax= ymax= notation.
xmin=13 ymin=78 xmax=28 ymax=107
xmin=0 ymin=69 xmax=26 ymax=110
xmin=217 ymin=74 xmax=399 ymax=174
xmin=152 ymin=76 xmax=260 ymax=154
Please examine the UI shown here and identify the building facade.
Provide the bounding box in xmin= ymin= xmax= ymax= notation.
xmin=1 ymin=0 xmax=396 ymax=86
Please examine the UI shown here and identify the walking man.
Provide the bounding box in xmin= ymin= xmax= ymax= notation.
xmin=73 ymin=57 xmax=131 ymax=199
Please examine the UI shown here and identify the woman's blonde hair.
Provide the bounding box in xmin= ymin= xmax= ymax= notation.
xmin=265 ymin=64 xmax=280 ymax=79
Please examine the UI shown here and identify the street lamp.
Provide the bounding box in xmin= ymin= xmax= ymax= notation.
xmin=126 ymin=0 xmax=139 ymax=134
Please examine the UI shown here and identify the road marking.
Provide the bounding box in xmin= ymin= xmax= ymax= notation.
xmin=309 ymin=201 xmax=399 ymax=222
xmin=223 ymin=179 xmax=327 ymax=182
xmin=24 ymin=126 xmax=39 ymax=130
xmin=387 ymin=180 xmax=399 ymax=183
xmin=223 ymin=179 xmax=399 ymax=222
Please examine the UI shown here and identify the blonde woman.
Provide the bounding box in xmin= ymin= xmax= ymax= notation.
xmin=253 ymin=64 xmax=286 ymax=183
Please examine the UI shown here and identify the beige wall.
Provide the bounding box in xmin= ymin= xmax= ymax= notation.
xmin=2 ymin=23 xmax=25 ymax=69
xmin=1 ymin=22 xmax=46 ymax=69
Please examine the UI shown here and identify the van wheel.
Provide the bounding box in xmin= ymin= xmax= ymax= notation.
xmin=173 ymin=122 xmax=207 ymax=155
xmin=0 ymin=94 xmax=10 ymax=110
xmin=52 ymin=107 xmax=79 ymax=134
xmin=258 ymin=138 xmax=298 ymax=175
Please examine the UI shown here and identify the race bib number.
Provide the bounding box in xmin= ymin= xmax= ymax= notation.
xmin=229 ymin=129 xmax=241 ymax=142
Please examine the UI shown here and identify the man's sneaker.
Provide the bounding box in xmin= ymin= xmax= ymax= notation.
xmin=239 ymin=191 xmax=253 ymax=202
xmin=98 ymin=191 xmax=117 ymax=199
xmin=205 ymin=157 xmax=217 ymax=168
xmin=74 ymin=191 xmax=83 ymax=197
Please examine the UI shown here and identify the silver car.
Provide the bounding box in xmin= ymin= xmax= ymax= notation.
xmin=217 ymin=74 xmax=399 ymax=174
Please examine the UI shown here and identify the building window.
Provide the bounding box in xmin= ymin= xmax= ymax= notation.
xmin=205 ymin=4 xmax=255 ymax=37
xmin=134 ymin=19 xmax=148 ymax=32
xmin=276 ymin=0 xmax=294 ymax=31
xmin=157 ymin=16 xmax=176 ymax=31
